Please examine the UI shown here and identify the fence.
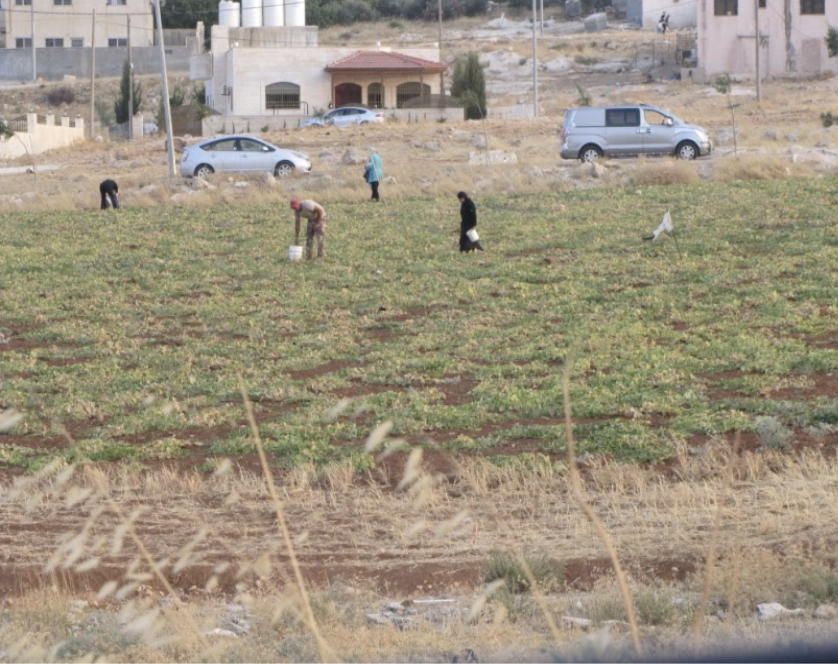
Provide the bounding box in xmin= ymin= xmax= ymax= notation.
xmin=0 ymin=112 xmax=85 ymax=160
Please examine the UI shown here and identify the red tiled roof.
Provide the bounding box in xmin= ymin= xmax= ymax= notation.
xmin=326 ymin=50 xmax=448 ymax=73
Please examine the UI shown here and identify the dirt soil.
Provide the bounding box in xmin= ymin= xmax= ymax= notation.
xmin=2 ymin=15 xmax=838 ymax=609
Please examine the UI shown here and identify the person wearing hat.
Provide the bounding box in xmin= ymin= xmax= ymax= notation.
xmin=290 ymin=198 xmax=328 ymax=259
xmin=364 ymin=148 xmax=383 ymax=202
xmin=99 ymin=179 xmax=120 ymax=210
xmin=457 ymin=191 xmax=483 ymax=253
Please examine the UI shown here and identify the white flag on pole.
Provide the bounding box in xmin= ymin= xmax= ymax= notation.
xmin=646 ymin=211 xmax=673 ymax=241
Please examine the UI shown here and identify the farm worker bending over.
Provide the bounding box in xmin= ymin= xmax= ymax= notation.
xmin=458 ymin=191 xmax=483 ymax=253
xmin=99 ymin=179 xmax=120 ymax=210
xmin=290 ymin=198 xmax=328 ymax=259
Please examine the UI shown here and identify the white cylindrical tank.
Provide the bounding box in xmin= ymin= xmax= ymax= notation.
xmin=263 ymin=0 xmax=285 ymax=27
xmin=218 ymin=0 xmax=241 ymax=28
xmin=241 ymin=0 xmax=263 ymax=27
xmin=285 ymin=0 xmax=304 ymax=27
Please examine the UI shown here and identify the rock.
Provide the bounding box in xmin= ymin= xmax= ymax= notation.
xmin=382 ymin=175 xmax=397 ymax=184
xmin=467 ymin=150 xmax=517 ymax=166
xmin=814 ymin=604 xmax=838 ymax=620
xmin=191 ymin=177 xmax=214 ymax=190
xmin=256 ymin=172 xmax=276 ymax=187
xmin=756 ymin=602 xmax=804 ymax=621
xmin=95 ymin=135 xmax=104 ymax=142
xmin=63 ymin=75 xmax=77 ymax=82
xmin=714 ymin=127 xmax=738 ymax=145
xmin=203 ymin=628 xmax=238 ymax=638
xmin=562 ymin=616 xmax=593 ymax=630
xmin=366 ymin=612 xmax=391 ymax=626
xmin=422 ymin=141 xmax=441 ymax=151
xmin=170 ymin=193 xmax=190 ymax=204
xmin=589 ymin=161 xmax=607 ymax=179
xmin=341 ymin=148 xmax=364 ymax=165
xmin=139 ymin=184 xmax=159 ymax=194
xmin=785 ymin=133 xmax=798 ymax=142
xmin=452 ymin=648 xmax=479 ymax=663
xmin=763 ymin=128 xmax=779 ymax=141
xmin=234 ymin=181 xmax=250 ymax=188
xmin=471 ymin=134 xmax=488 ymax=150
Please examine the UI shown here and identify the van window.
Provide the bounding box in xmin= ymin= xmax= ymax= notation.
xmin=606 ymin=109 xmax=640 ymax=127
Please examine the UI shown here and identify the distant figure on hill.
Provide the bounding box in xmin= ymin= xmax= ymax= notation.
xmin=99 ymin=179 xmax=120 ymax=210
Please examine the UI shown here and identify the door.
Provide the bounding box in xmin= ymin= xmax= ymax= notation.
xmin=605 ymin=107 xmax=643 ymax=155
xmin=238 ymin=137 xmax=273 ymax=171
xmin=204 ymin=138 xmax=240 ymax=170
xmin=641 ymin=107 xmax=677 ymax=155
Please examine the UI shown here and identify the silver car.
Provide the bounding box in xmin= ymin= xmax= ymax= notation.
xmin=560 ymin=104 xmax=712 ymax=162
xmin=300 ymin=106 xmax=385 ymax=128
xmin=180 ymin=135 xmax=312 ymax=178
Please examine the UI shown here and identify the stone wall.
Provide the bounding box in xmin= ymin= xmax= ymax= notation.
xmin=0 ymin=113 xmax=85 ymax=159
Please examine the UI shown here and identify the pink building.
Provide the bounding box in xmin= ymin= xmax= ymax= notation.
xmin=698 ymin=0 xmax=838 ymax=79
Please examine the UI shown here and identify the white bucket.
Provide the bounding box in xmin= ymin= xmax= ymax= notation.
xmin=466 ymin=228 xmax=480 ymax=243
xmin=288 ymin=245 xmax=303 ymax=261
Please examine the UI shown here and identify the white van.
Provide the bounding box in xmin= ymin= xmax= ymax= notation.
xmin=559 ymin=104 xmax=712 ymax=162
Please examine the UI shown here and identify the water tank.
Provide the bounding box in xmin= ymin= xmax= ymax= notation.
xmin=285 ymin=0 xmax=304 ymax=27
xmin=218 ymin=0 xmax=241 ymax=28
xmin=263 ymin=0 xmax=284 ymax=27
xmin=241 ymin=0 xmax=263 ymax=27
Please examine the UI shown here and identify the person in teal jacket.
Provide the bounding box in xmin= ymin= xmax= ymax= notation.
xmin=364 ymin=148 xmax=383 ymax=201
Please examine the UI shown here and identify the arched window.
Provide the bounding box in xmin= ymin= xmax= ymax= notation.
xmin=396 ymin=82 xmax=430 ymax=108
xmin=265 ymin=82 xmax=300 ymax=110
xmin=368 ymin=83 xmax=384 ymax=109
xmin=334 ymin=82 xmax=362 ymax=107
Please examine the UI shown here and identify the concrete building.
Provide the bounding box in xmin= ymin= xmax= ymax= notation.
xmin=697 ymin=0 xmax=838 ymax=78
xmin=4 ymin=0 xmax=153 ymax=50
xmin=194 ymin=23 xmax=447 ymax=120
xmin=624 ymin=0 xmax=697 ymax=30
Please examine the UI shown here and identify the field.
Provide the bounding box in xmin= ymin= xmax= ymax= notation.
xmin=3 ymin=175 xmax=838 ymax=660
xmin=4 ymin=11 xmax=838 ymax=662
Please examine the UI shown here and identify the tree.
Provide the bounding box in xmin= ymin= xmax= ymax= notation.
xmin=160 ymin=0 xmax=219 ymax=29
xmin=826 ymin=25 xmax=838 ymax=58
xmin=114 ymin=60 xmax=143 ymax=125
xmin=450 ymin=52 xmax=486 ymax=120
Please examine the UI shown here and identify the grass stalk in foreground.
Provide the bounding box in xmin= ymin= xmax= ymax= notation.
xmin=238 ymin=374 xmax=337 ymax=663
xmin=562 ymin=351 xmax=642 ymax=657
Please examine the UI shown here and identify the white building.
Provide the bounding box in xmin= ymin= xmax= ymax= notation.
xmin=196 ymin=24 xmax=447 ymax=119
xmin=697 ymin=0 xmax=838 ymax=78
xmin=4 ymin=0 xmax=153 ymax=50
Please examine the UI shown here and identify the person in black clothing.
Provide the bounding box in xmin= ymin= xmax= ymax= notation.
xmin=458 ymin=191 xmax=483 ymax=252
xmin=99 ymin=179 xmax=120 ymax=210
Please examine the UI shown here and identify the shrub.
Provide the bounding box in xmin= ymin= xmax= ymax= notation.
xmin=482 ymin=551 xmax=565 ymax=594
xmin=715 ymin=154 xmax=807 ymax=182
xmin=628 ymin=161 xmax=701 ymax=186
xmin=451 ymin=52 xmax=487 ymax=120
xmin=755 ymin=416 xmax=792 ymax=451
xmin=46 ymin=86 xmax=76 ymax=106
xmin=634 ymin=589 xmax=677 ymax=626
xmin=821 ymin=111 xmax=836 ymax=127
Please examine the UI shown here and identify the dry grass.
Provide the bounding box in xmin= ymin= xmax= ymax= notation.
xmin=627 ymin=159 xmax=702 ymax=186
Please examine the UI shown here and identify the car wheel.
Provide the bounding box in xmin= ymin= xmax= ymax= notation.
xmin=676 ymin=141 xmax=698 ymax=160
xmin=579 ymin=145 xmax=603 ymax=163
xmin=194 ymin=164 xmax=214 ymax=178
xmin=275 ymin=161 xmax=295 ymax=178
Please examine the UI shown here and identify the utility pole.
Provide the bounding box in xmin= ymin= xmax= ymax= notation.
xmin=128 ymin=14 xmax=133 ymax=140
xmin=90 ymin=9 xmax=96 ymax=139
xmin=31 ymin=0 xmax=36 ymax=81
xmin=754 ymin=0 xmax=761 ymax=101
xmin=154 ymin=0 xmax=176 ymax=176
xmin=438 ymin=0 xmax=444 ymax=102
xmin=532 ymin=0 xmax=538 ymax=117
xmin=540 ymin=0 xmax=544 ymax=37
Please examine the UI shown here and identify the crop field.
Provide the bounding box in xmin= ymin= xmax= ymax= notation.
xmin=2 ymin=177 xmax=838 ymax=660
xmin=3 ymin=179 xmax=838 ymax=472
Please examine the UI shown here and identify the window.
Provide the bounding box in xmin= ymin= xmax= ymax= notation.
xmin=396 ymin=82 xmax=430 ymax=108
xmin=53 ymin=0 xmax=72 ymax=5
xmin=606 ymin=108 xmax=640 ymax=127
xmin=240 ymin=139 xmax=270 ymax=152
xmin=368 ymin=83 xmax=384 ymax=109
xmin=108 ymin=38 xmax=128 ymax=47
xmin=15 ymin=38 xmax=33 ymax=48
xmin=71 ymin=38 xmax=84 ymax=48
xmin=801 ymin=0 xmax=824 ymax=14
xmin=205 ymin=139 xmax=238 ymax=152
xmin=714 ymin=0 xmax=738 ymax=15
xmin=108 ymin=0 xmax=128 ymax=4
xmin=759 ymin=0 xmax=766 ymax=7
xmin=265 ymin=82 xmax=300 ymax=110
xmin=45 ymin=38 xmax=65 ymax=48
xmin=15 ymin=0 xmax=32 ymax=5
